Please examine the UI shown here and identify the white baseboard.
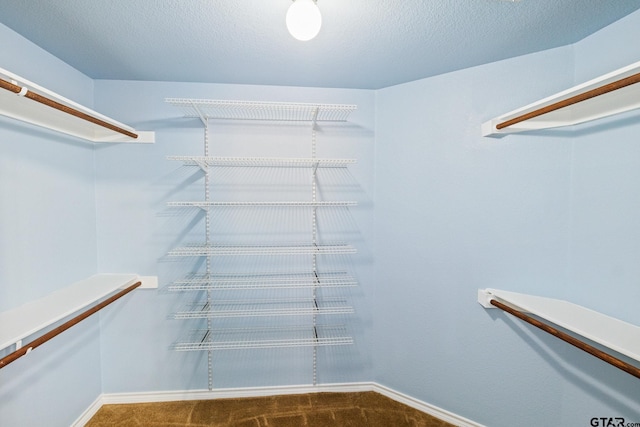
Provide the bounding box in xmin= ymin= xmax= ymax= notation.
xmin=73 ymin=382 xmax=483 ymax=427
xmin=99 ymin=382 xmax=373 ymax=405
xmin=371 ymin=383 xmax=484 ymax=427
xmin=72 ymin=395 xmax=104 ymax=427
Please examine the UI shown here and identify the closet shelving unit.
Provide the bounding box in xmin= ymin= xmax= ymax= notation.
xmin=478 ymin=289 xmax=640 ymax=378
xmin=166 ymin=99 xmax=358 ymax=388
xmin=168 ymin=244 xmax=356 ymax=257
xmin=0 ymin=67 xmax=156 ymax=368
xmin=482 ymin=60 xmax=640 ymax=136
xmin=0 ymin=274 xmax=142 ymax=352
xmin=0 ymin=274 xmax=155 ymax=369
xmin=166 ymin=156 xmax=356 ymax=168
xmin=167 ymin=272 xmax=358 ymax=291
xmin=174 ymin=298 xmax=354 ymax=319
xmin=174 ymin=325 xmax=353 ymax=351
xmin=0 ymin=66 xmax=154 ymax=143
xmin=167 ymin=201 xmax=357 ymax=208
xmin=480 ymin=61 xmax=640 ymax=379
xmin=478 ymin=289 xmax=640 ymax=362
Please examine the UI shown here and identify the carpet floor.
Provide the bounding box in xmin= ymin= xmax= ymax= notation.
xmin=85 ymin=391 xmax=456 ymax=427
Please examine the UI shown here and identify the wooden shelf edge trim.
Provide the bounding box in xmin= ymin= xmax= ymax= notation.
xmin=0 ymin=77 xmax=138 ymax=139
xmin=0 ymin=281 xmax=141 ymax=370
xmin=495 ymin=71 xmax=640 ymax=130
xmin=490 ymin=299 xmax=640 ymax=380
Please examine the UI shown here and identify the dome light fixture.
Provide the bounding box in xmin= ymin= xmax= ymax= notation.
xmin=286 ymin=0 xmax=322 ymax=41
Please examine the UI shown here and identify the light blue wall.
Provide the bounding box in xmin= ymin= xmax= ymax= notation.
xmin=2 ymin=7 xmax=640 ymax=426
xmin=567 ymin=9 xmax=640 ymax=325
xmin=374 ymin=46 xmax=575 ymax=426
xmin=92 ymin=80 xmax=375 ymax=392
xmin=374 ymin=11 xmax=640 ymax=427
xmin=0 ymin=23 xmax=102 ymax=427
xmin=574 ymin=10 xmax=640 ymax=83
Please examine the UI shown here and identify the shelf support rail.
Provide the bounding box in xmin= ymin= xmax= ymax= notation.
xmin=0 ymin=281 xmax=141 ymax=370
xmin=189 ymin=99 xmax=208 ymax=127
xmin=486 ymin=297 xmax=640 ymax=380
xmin=0 ymin=77 xmax=139 ymax=139
xmin=310 ymin=109 xmax=319 ymax=386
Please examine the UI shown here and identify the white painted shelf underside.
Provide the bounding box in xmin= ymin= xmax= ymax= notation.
xmin=479 ymin=288 xmax=640 ymax=362
xmin=0 ymin=274 xmax=140 ymax=351
xmin=0 ymin=67 xmax=154 ymax=143
xmin=482 ymin=60 xmax=640 ymax=136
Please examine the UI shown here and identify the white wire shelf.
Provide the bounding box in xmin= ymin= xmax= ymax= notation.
xmin=165 ymin=99 xmax=357 ymax=122
xmin=167 ymin=156 xmax=356 ymax=168
xmin=174 ymin=325 xmax=353 ymax=351
xmin=168 ymin=272 xmax=358 ymax=291
xmin=167 ymin=244 xmax=357 ymax=257
xmin=167 ymin=201 xmax=357 ymax=209
xmin=174 ymin=298 xmax=354 ymax=319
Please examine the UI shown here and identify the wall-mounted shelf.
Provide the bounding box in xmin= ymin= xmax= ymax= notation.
xmin=168 ymin=244 xmax=357 ymax=257
xmin=482 ymin=60 xmax=640 ymax=136
xmin=479 ymin=288 xmax=640 ymax=363
xmin=168 ymin=272 xmax=358 ymax=291
xmin=166 ymin=98 xmax=358 ymax=389
xmin=165 ymin=99 xmax=357 ymax=122
xmin=174 ymin=326 xmax=353 ymax=351
xmin=168 ymin=201 xmax=357 ymax=209
xmin=0 ymin=67 xmax=154 ymax=143
xmin=168 ymin=156 xmax=356 ymax=169
xmin=174 ymin=298 xmax=354 ymax=319
xmin=0 ymin=274 xmax=149 ymax=352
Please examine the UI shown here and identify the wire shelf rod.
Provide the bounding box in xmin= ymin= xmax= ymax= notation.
xmin=168 ymin=272 xmax=358 ymax=291
xmin=165 ymin=99 xmax=357 ymax=122
xmin=174 ymin=325 xmax=352 ymax=351
xmin=167 ymin=244 xmax=356 ymax=257
xmin=167 ymin=156 xmax=356 ymax=168
xmin=175 ymin=338 xmax=353 ymax=351
xmin=167 ymin=201 xmax=357 ymax=208
xmin=174 ymin=298 xmax=354 ymax=319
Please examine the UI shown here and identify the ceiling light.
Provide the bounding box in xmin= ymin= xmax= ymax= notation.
xmin=286 ymin=0 xmax=322 ymax=41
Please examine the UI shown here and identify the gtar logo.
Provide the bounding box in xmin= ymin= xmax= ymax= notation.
xmin=590 ymin=418 xmax=625 ymax=427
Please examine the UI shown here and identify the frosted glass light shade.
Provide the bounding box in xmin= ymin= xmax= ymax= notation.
xmin=286 ymin=0 xmax=322 ymax=41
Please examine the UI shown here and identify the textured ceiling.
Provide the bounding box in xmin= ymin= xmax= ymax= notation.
xmin=1 ymin=0 xmax=639 ymax=89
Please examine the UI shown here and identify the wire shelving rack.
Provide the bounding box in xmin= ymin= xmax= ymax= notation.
xmin=168 ymin=272 xmax=358 ymax=291
xmin=165 ymin=99 xmax=358 ymax=389
xmin=174 ymin=325 xmax=353 ymax=351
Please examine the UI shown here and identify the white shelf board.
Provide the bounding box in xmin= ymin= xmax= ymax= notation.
xmin=174 ymin=325 xmax=353 ymax=351
xmin=175 ymin=298 xmax=354 ymax=319
xmin=165 ymin=99 xmax=357 ymax=122
xmin=0 ymin=274 xmax=140 ymax=351
xmin=167 ymin=156 xmax=356 ymax=168
xmin=167 ymin=243 xmax=357 ymax=257
xmin=0 ymin=67 xmax=154 ymax=143
xmin=482 ymin=60 xmax=640 ymax=136
xmin=479 ymin=288 xmax=640 ymax=362
xmin=168 ymin=271 xmax=358 ymax=291
xmin=168 ymin=201 xmax=357 ymax=209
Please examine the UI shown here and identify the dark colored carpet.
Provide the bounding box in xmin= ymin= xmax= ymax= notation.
xmin=86 ymin=391 xmax=456 ymax=426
